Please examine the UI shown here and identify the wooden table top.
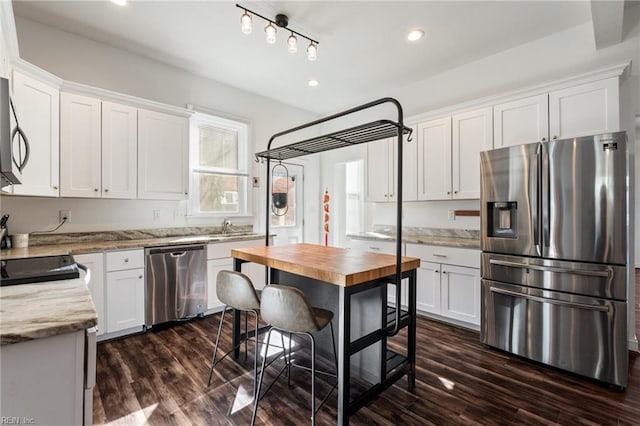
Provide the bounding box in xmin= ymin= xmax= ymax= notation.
xmin=232 ymin=243 xmax=420 ymax=287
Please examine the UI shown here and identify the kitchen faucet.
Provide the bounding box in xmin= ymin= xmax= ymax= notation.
xmin=221 ymin=218 xmax=232 ymax=235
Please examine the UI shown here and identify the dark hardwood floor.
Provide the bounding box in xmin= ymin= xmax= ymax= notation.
xmin=94 ymin=314 xmax=640 ymax=425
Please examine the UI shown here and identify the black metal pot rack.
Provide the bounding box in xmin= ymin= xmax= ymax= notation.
xmin=255 ymin=97 xmax=416 ymax=424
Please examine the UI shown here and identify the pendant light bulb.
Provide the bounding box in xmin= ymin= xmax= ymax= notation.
xmin=287 ymin=33 xmax=298 ymax=53
xmin=307 ymin=42 xmax=317 ymax=61
xmin=240 ymin=11 xmax=252 ymax=35
xmin=265 ymin=22 xmax=277 ymax=44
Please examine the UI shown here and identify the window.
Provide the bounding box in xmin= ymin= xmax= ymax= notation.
xmin=345 ymin=160 xmax=364 ymax=234
xmin=189 ymin=113 xmax=249 ymax=216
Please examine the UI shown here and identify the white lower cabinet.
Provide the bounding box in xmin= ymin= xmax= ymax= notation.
xmin=407 ymin=244 xmax=480 ymax=328
xmin=73 ymin=252 xmax=105 ymax=337
xmin=346 ymin=237 xmax=408 ymax=308
xmin=105 ymin=249 xmax=145 ymax=333
xmin=206 ymin=239 xmax=268 ymax=312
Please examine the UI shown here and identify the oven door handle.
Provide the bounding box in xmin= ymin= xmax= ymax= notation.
xmin=489 ymin=259 xmax=611 ymax=278
xmin=489 ymin=286 xmax=609 ymax=312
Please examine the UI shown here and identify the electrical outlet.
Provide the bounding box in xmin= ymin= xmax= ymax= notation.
xmin=153 ymin=210 xmax=161 ymax=221
xmin=173 ymin=209 xmax=185 ymax=219
xmin=59 ymin=209 xmax=71 ymax=223
xmin=252 ymin=176 xmax=260 ymax=188
xmin=448 ymin=210 xmax=455 ymax=221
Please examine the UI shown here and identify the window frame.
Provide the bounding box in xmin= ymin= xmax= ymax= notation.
xmin=188 ymin=112 xmax=250 ymax=218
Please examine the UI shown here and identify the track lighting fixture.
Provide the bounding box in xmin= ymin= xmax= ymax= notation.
xmin=236 ymin=3 xmax=319 ymax=61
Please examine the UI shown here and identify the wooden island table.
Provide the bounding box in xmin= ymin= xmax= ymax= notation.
xmin=231 ymin=243 xmax=420 ymax=425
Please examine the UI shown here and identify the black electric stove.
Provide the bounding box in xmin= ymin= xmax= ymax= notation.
xmin=1 ymin=255 xmax=80 ymax=286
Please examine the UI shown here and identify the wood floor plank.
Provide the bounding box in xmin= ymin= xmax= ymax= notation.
xmin=93 ymin=314 xmax=640 ymax=425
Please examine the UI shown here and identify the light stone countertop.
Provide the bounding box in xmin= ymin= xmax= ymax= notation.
xmin=0 ymin=278 xmax=97 ymax=345
xmin=0 ymin=233 xmax=267 ymax=260
xmin=347 ymin=231 xmax=480 ymax=250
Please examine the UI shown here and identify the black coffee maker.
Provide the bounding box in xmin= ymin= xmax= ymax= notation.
xmin=1 ymin=214 xmax=10 ymax=249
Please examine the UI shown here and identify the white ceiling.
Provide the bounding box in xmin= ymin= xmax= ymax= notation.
xmin=12 ymin=1 xmax=606 ymax=114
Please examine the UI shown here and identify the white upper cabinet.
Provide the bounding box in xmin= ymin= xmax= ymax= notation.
xmin=61 ymin=95 xmax=138 ymax=199
xmin=101 ymin=101 xmax=137 ymax=199
xmin=366 ymin=138 xmax=391 ymax=202
xmin=417 ymin=117 xmax=452 ymax=200
xmin=365 ymin=127 xmax=417 ymax=203
xmin=60 ymin=93 xmax=102 ymax=197
xmin=417 ymin=107 xmax=492 ymax=201
xmin=10 ymin=70 xmax=59 ymax=197
xmin=452 ymin=107 xmax=493 ymax=199
xmin=549 ymin=77 xmax=619 ymax=140
xmin=137 ymin=109 xmax=189 ymax=200
xmin=493 ymin=94 xmax=549 ymax=148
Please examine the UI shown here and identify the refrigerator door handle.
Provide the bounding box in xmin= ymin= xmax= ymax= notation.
xmin=489 ymin=286 xmax=610 ymax=312
xmin=533 ymin=144 xmax=541 ymax=256
xmin=489 ymin=259 xmax=611 ymax=278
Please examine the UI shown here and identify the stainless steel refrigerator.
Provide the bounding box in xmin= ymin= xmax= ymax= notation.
xmin=480 ymin=131 xmax=629 ymax=388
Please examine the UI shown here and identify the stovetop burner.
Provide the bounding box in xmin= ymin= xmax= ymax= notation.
xmin=1 ymin=255 xmax=80 ymax=286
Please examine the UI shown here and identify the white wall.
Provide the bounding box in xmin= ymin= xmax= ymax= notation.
xmin=1 ymin=17 xmax=320 ymax=241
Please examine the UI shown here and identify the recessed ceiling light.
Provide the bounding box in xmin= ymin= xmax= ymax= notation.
xmin=308 ymin=79 xmax=319 ymax=87
xmin=407 ymin=29 xmax=424 ymax=42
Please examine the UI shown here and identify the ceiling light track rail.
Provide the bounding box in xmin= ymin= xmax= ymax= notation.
xmin=236 ymin=3 xmax=319 ymax=60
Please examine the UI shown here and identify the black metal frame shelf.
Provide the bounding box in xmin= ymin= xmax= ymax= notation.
xmin=253 ymin=97 xmax=415 ymax=425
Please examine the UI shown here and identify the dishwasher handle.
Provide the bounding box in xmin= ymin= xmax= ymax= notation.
xmin=146 ymin=244 xmax=205 ymax=255
xmin=170 ymin=251 xmax=187 ymax=257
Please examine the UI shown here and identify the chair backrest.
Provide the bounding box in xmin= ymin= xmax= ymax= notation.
xmin=260 ymin=285 xmax=321 ymax=333
xmin=216 ymin=270 xmax=260 ymax=310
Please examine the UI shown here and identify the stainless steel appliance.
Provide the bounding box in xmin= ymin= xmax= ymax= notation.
xmin=1 ymin=77 xmax=29 ymax=186
xmin=480 ymin=131 xmax=630 ymax=387
xmin=145 ymin=244 xmax=207 ymax=327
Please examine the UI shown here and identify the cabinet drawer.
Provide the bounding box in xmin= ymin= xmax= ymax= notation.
xmin=406 ymin=244 xmax=480 ymax=268
xmin=207 ymin=238 xmax=264 ymax=260
xmin=347 ymin=238 xmax=403 ymax=255
xmin=105 ymin=249 xmax=144 ymax=272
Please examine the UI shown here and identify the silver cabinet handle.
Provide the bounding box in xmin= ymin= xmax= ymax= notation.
xmin=104 ymin=188 xmax=109 ymax=193
xmin=552 ymin=135 xmax=558 ymax=140
xmin=138 ymin=275 xmax=143 ymax=279
xmin=94 ymin=188 xmax=99 ymax=192
xmin=541 ymin=137 xmax=546 ymax=141
xmin=369 ymin=246 xmax=381 ymax=251
xmin=53 ymin=185 xmax=58 ymax=190
xmin=489 ymin=286 xmax=609 ymax=312
xmin=124 ymin=258 xmax=129 ymax=263
xmin=489 ymin=259 xmax=611 ymax=278
xmin=432 ymin=253 xmax=447 ymax=258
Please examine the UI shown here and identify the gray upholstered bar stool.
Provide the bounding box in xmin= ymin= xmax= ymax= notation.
xmin=207 ymin=270 xmax=262 ymax=395
xmin=251 ymin=285 xmax=337 ymax=426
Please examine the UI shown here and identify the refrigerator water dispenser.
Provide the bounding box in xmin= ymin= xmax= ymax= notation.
xmin=487 ymin=202 xmax=517 ymax=238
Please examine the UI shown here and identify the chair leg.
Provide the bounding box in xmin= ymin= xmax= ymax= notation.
xmin=252 ymin=309 xmax=259 ymax=398
xmin=307 ymin=332 xmax=316 ymax=426
xmin=252 ymin=328 xmax=273 ymax=426
xmin=287 ymin=332 xmax=293 ymax=386
xmin=244 ymin=310 xmax=249 ymax=361
xmin=207 ymin=306 xmax=227 ymax=386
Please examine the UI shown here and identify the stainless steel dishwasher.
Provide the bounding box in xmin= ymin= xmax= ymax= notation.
xmin=145 ymin=244 xmax=207 ymax=328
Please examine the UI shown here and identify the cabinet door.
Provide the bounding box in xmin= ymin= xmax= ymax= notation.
xmin=106 ymin=268 xmax=145 ymax=333
xmin=102 ymin=101 xmax=137 ymax=199
xmin=74 ymin=252 xmax=105 ymax=336
xmin=207 ymin=258 xmax=233 ymax=310
xmin=242 ymin=262 xmax=267 ymax=290
xmin=416 ymin=261 xmax=441 ymax=314
xmin=452 ymin=107 xmax=493 ymax=199
xmin=493 ymin=94 xmax=549 ymax=148
xmin=10 ymin=70 xmax=59 ymax=197
xmin=60 ymin=92 xmax=102 ymax=198
xmin=417 ymin=117 xmax=452 ymax=200
xmin=549 ymin=77 xmax=619 ymax=140
xmin=365 ymin=138 xmax=391 ymax=202
xmin=138 ymin=109 xmax=189 ymax=200
xmin=394 ymin=125 xmax=418 ymax=202
xmin=441 ymin=265 xmax=480 ymax=325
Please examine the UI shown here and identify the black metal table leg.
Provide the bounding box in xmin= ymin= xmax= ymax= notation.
xmin=407 ymin=269 xmax=417 ymax=389
xmin=337 ymin=285 xmax=351 ymax=426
